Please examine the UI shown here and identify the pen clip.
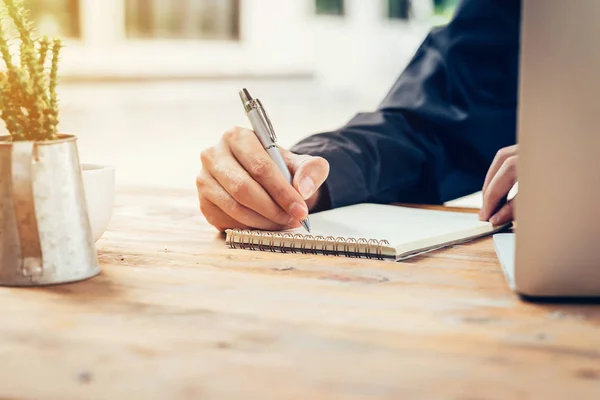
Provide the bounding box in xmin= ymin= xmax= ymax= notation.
xmin=256 ymin=100 xmax=277 ymax=143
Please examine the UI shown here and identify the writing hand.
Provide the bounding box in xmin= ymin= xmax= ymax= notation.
xmin=197 ymin=126 xmax=329 ymax=231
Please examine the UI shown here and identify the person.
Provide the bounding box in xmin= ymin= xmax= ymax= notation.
xmin=196 ymin=0 xmax=521 ymax=232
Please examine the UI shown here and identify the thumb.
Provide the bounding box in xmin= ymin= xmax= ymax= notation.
xmin=281 ymin=149 xmax=329 ymax=200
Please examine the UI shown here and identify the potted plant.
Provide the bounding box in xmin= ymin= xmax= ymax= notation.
xmin=0 ymin=0 xmax=102 ymax=286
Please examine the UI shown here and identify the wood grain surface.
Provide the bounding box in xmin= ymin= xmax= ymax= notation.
xmin=0 ymin=187 xmax=598 ymax=400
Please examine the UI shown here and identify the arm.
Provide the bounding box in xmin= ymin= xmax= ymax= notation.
xmin=292 ymin=0 xmax=521 ymax=210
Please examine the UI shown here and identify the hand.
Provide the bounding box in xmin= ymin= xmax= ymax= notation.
xmin=197 ymin=126 xmax=330 ymax=232
xmin=479 ymin=145 xmax=518 ymax=225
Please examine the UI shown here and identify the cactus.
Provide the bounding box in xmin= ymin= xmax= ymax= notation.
xmin=0 ymin=0 xmax=62 ymax=141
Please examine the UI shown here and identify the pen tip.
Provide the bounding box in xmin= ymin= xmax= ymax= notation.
xmin=300 ymin=219 xmax=311 ymax=233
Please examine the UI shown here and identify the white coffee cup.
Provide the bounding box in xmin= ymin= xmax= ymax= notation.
xmin=81 ymin=164 xmax=115 ymax=242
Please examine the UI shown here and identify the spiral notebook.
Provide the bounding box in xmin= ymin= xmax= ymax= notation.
xmin=225 ymin=203 xmax=510 ymax=261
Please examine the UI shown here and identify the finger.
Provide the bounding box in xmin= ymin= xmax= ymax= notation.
xmin=490 ymin=197 xmax=515 ymax=226
xmin=482 ymin=145 xmax=518 ymax=194
xmin=480 ymin=155 xmax=517 ymax=221
xmin=198 ymin=169 xmax=289 ymax=231
xmin=203 ymin=143 xmax=294 ymax=227
xmin=199 ymin=198 xmax=248 ymax=232
xmin=227 ymin=129 xmax=308 ymax=221
xmin=281 ymin=149 xmax=330 ymax=200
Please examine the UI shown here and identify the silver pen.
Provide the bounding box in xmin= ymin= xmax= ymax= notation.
xmin=239 ymin=88 xmax=311 ymax=233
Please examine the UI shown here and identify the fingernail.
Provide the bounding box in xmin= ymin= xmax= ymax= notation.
xmin=490 ymin=215 xmax=498 ymax=225
xmin=289 ymin=202 xmax=308 ymax=220
xmin=298 ymin=177 xmax=315 ymax=200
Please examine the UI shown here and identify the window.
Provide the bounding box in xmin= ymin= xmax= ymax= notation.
xmin=24 ymin=0 xmax=81 ymax=38
xmin=388 ymin=0 xmax=411 ymax=20
xmin=315 ymin=0 xmax=344 ymax=16
xmin=125 ymin=0 xmax=240 ymax=40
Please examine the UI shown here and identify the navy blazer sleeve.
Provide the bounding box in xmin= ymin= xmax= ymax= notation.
xmin=291 ymin=0 xmax=521 ymax=210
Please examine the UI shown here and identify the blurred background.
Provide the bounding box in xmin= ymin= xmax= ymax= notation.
xmin=16 ymin=0 xmax=458 ymax=189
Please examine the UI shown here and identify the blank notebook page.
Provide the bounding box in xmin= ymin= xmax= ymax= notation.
xmin=293 ymin=203 xmax=494 ymax=249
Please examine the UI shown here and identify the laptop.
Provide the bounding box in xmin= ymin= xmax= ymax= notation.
xmin=493 ymin=0 xmax=600 ymax=297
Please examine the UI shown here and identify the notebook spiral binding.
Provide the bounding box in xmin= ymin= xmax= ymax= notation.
xmin=225 ymin=229 xmax=390 ymax=260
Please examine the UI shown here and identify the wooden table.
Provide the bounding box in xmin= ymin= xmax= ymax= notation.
xmin=1 ymin=187 xmax=600 ymax=400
